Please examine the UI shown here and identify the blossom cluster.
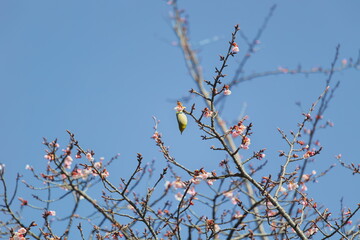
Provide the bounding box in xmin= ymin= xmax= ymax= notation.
xmin=230 ymin=118 xmax=252 ymax=150
xmin=165 ymin=169 xmax=216 ymax=202
xmin=10 ymin=228 xmax=26 ymax=240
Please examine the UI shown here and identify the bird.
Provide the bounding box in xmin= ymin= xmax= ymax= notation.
xmin=175 ymin=101 xmax=188 ymax=134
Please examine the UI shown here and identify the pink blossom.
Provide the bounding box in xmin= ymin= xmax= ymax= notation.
xmin=278 ymin=66 xmax=289 ymax=73
xmin=81 ymin=169 xmax=92 ymax=179
xmin=231 ymin=42 xmax=240 ymax=53
xmin=303 ymin=150 xmax=315 ymax=159
xmin=306 ymin=227 xmax=318 ymax=237
xmin=342 ymin=58 xmax=347 ymax=66
xmin=151 ymin=132 xmax=160 ymax=140
xmin=199 ymin=171 xmax=212 ymax=180
xmin=312 ymin=170 xmax=317 ymax=175
xmin=94 ymin=161 xmax=102 ymax=169
xmin=224 ymin=88 xmax=232 ymax=95
xmin=233 ymin=211 xmax=243 ymax=219
xmin=214 ymin=224 xmax=221 ymax=232
xmin=164 ymin=181 xmax=172 ymax=190
xmin=302 ymin=174 xmax=311 ymax=182
xmin=101 ymin=169 xmax=110 ymax=178
xmin=223 ymin=85 xmax=231 ymax=95
xmin=207 ymin=179 xmax=216 ymax=185
xmin=175 ymin=192 xmax=183 ymax=201
xmin=64 ymin=156 xmax=73 ymax=169
xmin=287 ymin=182 xmax=299 ymax=191
xmin=12 ymin=228 xmax=27 ymax=240
xmin=304 ymin=128 xmax=311 ymax=134
xmin=17 ymin=228 xmax=26 ymax=235
xmin=187 ymin=186 xmax=197 ymax=196
xmin=62 ymin=148 xmax=71 ymax=156
xmin=223 ymin=191 xmax=238 ymax=205
xmin=301 ymin=184 xmax=308 ymax=192
xmin=174 ymin=101 xmax=186 ymax=112
xmin=203 ymin=108 xmax=214 ymax=118
xmin=230 ymin=197 xmax=238 ymax=205
xmin=48 ymin=210 xmax=56 ymax=216
xmin=256 ymin=153 xmax=266 ymax=160
xmin=86 ymin=153 xmax=93 ymax=161
xmin=300 ymin=199 xmax=308 ymax=206
xmin=49 ymin=142 xmax=60 ymax=148
xmin=279 ymin=186 xmax=287 ymax=193
xmin=267 ymin=210 xmax=277 ymax=217
xmin=231 ymin=124 xmax=246 ymax=138
xmin=266 ymin=201 xmax=274 ymax=208
xmin=25 ymin=164 xmax=33 ymax=170
xmin=72 ymin=169 xmax=83 ymax=179
xmin=223 ymin=191 xmax=233 ymax=198
xmin=191 ymin=178 xmax=201 ymax=185
xmin=172 ymin=178 xmax=185 ymax=189
xmin=240 ymin=136 xmax=251 ymax=149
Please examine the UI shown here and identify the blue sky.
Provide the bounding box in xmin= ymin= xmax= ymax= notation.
xmin=1 ymin=0 xmax=359 ymax=237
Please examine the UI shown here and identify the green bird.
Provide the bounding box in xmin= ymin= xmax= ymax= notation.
xmin=175 ymin=101 xmax=188 ymax=134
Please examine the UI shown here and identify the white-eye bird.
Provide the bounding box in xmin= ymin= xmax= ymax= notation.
xmin=175 ymin=101 xmax=187 ymax=134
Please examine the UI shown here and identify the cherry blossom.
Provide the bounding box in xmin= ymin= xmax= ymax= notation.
xmin=172 ymin=178 xmax=186 ymax=189
xmin=203 ymin=108 xmax=214 ymax=118
xmin=187 ymin=186 xmax=197 ymax=196
xmin=64 ymin=156 xmax=73 ymax=169
xmin=174 ymin=192 xmax=183 ymax=201
xmin=25 ymin=164 xmax=33 ymax=170
xmin=10 ymin=228 xmax=27 ymax=240
xmin=233 ymin=211 xmax=243 ymax=219
xmin=207 ymin=179 xmax=216 ymax=185
xmin=231 ymin=124 xmax=246 ymax=138
xmin=303 ymin=150 xmax=315 ymax=159
xmin=287 ymin=182 xmax=299 ymax=191
xmin=240 ymin=136 xmax=251 ymax=149
xmin=151 ymin=132 xmax=161 ymax=141
xmin=86 ymin=153 xmax=94 ymax=161
xmin=278 ymin=66 xmax=289 ymax=73
xmin=223 ymin=85 xmax=231 ymax=95
xmin=164 ymin=181 xmax=172 ymax=190
xmin=223 ymin=191 xmax=233 ymax=198
xmin=305 ymin=227 xmax=318 ymax=237
xmin=231 ymin=42 xmax=239 ymax=53
xmin=100 ymin=169 xmax=110 ymax=178
xmin=174 ymin=101 xmax=186 ymax=112
xmin=301 ymin=184 xmax=308 ymax=192
xmin=342 ymin=58 xmax=348 ymax=66
xmin=48 ymin=210 xmax=56 ymax=216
